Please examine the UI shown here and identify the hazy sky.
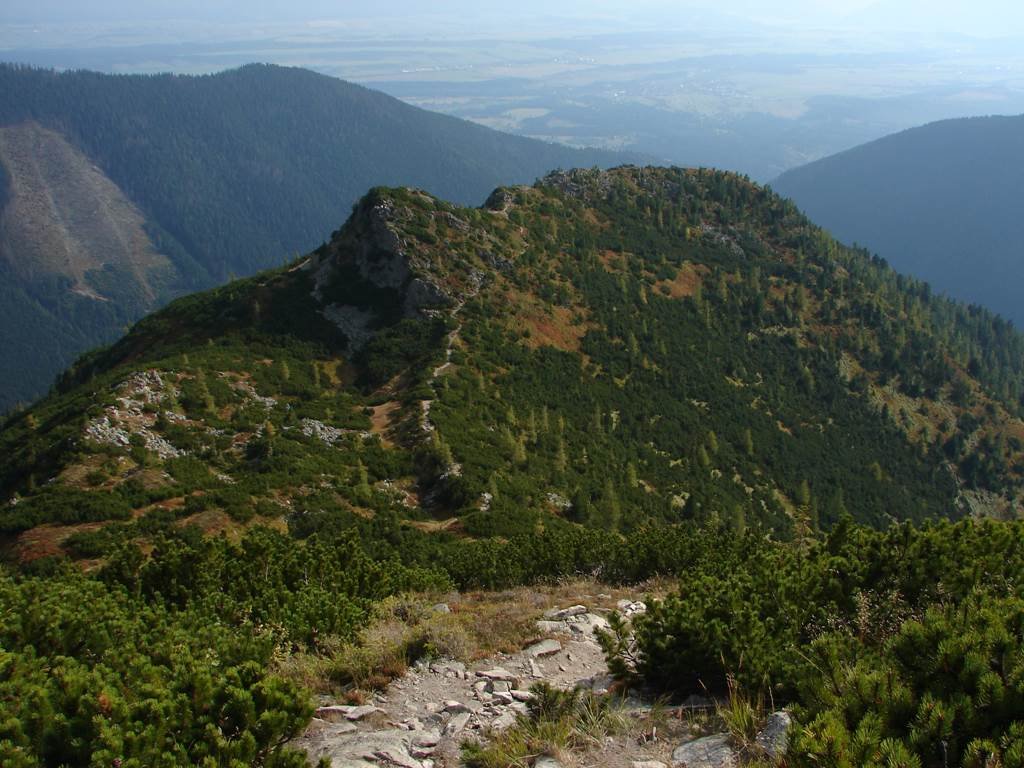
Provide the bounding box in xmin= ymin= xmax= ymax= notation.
xmin=3 ymin=0 xmax=1022 ymax=33
xmin=2 ymin=1 xmax=873 ymax=23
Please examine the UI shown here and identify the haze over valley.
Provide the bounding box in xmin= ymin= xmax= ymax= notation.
xmin=5 ymin=1 xmax=1024 ymax=179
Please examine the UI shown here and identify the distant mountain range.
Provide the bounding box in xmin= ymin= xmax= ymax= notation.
xmin=773 ymin=114 xmax=1024 ymax=327
xmin=0 ymin=63 xmax=629 ymax=413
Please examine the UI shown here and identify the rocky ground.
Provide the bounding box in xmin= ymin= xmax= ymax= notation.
xmin=297 ymin=598 xmax=789 ymax=768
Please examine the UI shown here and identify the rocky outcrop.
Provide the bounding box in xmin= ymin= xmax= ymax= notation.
xmin=308 ymin=194 xmax=460 ymax=352
xmin=83 ymin=370 xmax=184 ymax=459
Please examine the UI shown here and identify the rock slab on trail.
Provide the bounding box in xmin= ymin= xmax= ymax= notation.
xmin=672 ymin=734 xmax=738 ymax=768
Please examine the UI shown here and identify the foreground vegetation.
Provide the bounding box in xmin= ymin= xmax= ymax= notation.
xmin=602 ymin=517 xmax=1024 ymax=767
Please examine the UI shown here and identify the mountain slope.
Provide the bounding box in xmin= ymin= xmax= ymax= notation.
xmin=772 ymin=114 xmax=1024 ymax=326
xmin=4 ymin=166 xmax=1024 ymax=575
xmin=0 ymin=63 xmax=629 ymax=412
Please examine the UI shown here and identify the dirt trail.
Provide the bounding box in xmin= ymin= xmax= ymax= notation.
xmin=297 ymin=600 xmax=682 ymax=768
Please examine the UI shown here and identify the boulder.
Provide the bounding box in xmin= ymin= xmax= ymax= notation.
xmin=477 ymin=668 xmax=518 ymax=683
xmin=305 ymin=729 xmax=419 ymax=768
xmin=444 ymin=712 xmax=471 ymax=736
xmin=525 ymin=639 xmax=562 ymax=658
xmin=755 ymin=711 xmax=792 ymax=760
xmin=672 ymin=734 xmax=738 ymax=768
xmin=633 ymin=762 xmax=668 ymax=768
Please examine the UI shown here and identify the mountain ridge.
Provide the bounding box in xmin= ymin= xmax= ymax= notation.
xmin=5 ymin=166 xmax=1024 ymax=570
xmin=772 ymin=112 xmax=1024 ymax=327
xmin=0 ymin=62 xmax=632 ymax=412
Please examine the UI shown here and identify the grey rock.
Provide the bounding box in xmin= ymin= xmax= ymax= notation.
xmin=322 ymin=304 xmax=379 ymax=353
xmin=587 ymin=674 xmax=616 ymax=694
xmin=536 ymin=620 xmax=570 ymax=634
xmin=525 ymin=639 xmax=562 ymax=658
xmin=544 ymin=605 xmax=588 ymax=620
xmin=444 ymin=712 xmax=471 ymax=736
xmin=484 ymin=189 xmax=515 ymax=211
xmin=314 ymin=704 xmax=380 ymax=723
xmin=373 ymin=747 xmax=423 ymax=768
xmin=511 ymin=690 xmax=533 ymax=702
xmin=410 ymin=744 xmax=436 ymax=759
xmin=431 ymin=603 xmax=452 ymax=614
xmin=404 ymin=277 xmax=452 ymax=316
xmin=755 ymin=711 xmax=792 ymax=760
xmin=477 ymin=667 xmax=518 ymax=683
xmin=429 ymin=659 xmax=465 ymax=677
xmin=672 ymin=734 xmax=738 ymax=768
xmin=302 ymin=729 xmax=416 ymax=768
xmin=413 ymin=731 xmax=441 ymax=748
xmin=444 ymin=700 xmax=471 ymax=714
xmin=616 ymin=599 xmax=648 ymax=616
xmin=492 ymin=711 xmax=517 ymax=730
xmin=342 ymin=704 xmax=381 ymax=721
xmin=633 ymin=763 xmax=668 ymax=768
xmin=488 ymin=680 xmax=512 ymax=694
xmin=534 ymin=758 xmax=564 ymax=768
xmin=306 ymin=717 xmax=358 ymax=735
xmin=492 ymin=691 xmax=515 ymax=705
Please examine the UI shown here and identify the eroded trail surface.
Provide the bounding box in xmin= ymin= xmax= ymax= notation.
xmin=298 ymin=599 xmax=670 ymax=768
xmin=298 ymin=594 xmax=790 ymax=768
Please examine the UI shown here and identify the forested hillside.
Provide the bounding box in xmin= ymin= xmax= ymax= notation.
xmin=0 ymin=63 xmax=627 ymax=412
xmin=2 ymin=167 xmax=1024 ymax=765
xmin=773 ymin=114 xmax=1024 ymax=327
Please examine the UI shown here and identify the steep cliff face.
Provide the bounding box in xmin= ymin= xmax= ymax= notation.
xmin=307 ymin=188 xmax=509 ymax=352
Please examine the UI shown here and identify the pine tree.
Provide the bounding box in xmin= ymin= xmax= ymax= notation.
xmin=627 ymin=462 xmax=639 ymax=489
xmin=600 ymin=479 xmax=621 ymax=531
